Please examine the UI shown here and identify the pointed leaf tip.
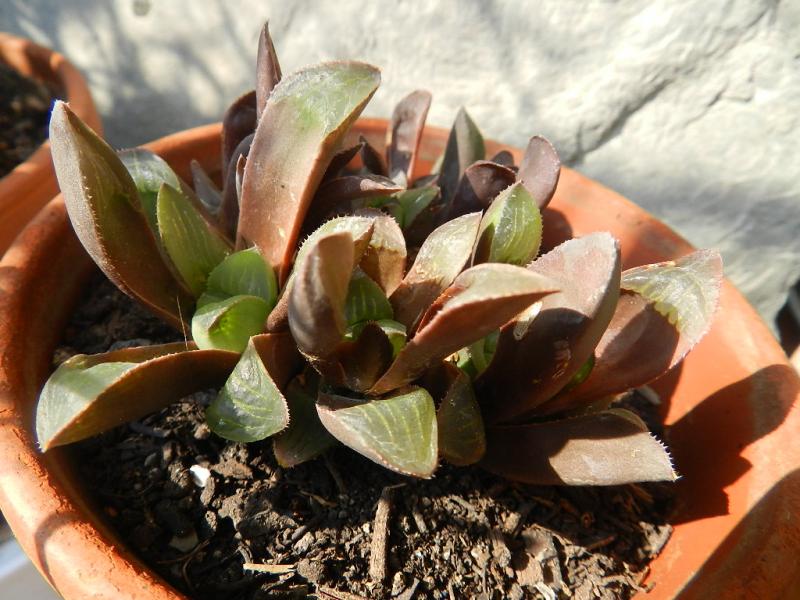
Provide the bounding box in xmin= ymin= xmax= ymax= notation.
xmin=50 ymin=103 xmax=192 ymax=329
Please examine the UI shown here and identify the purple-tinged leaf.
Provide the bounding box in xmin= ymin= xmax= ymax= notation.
xmin=372 ymin=263 xmax=557 ymax=395
xmin=356 ymin=209 xmax=407 ymax=295
xmin=481 ymin=409 xmax=676 ymax=485
xmin=190 ymin=159 xmax=223 ymax=215
xmin=156 ymin=183 xmax=232 ymax=297
xmin=236 ymin=62 xmax=380 ymax=285
xmin=478 ymin=233 xmax=621 ymax=424
xmin=317 ymin=387 xmax=438 ymax=477
xmin=390 ymin=213 xmax=481 ymax=333
xmin=267 ymin=216 xmax=374 ymax=332
xmin=36 ymin=343 xmax=239 ymax=450
xmin=49 ymin=102 xmax=191 ymax=330
xmin=273 ymin=373 xmax=337 ymax=467
xmin=207 ymin=333 xmax=299 ymax=442
xmin=446 ymin=160 xmax=516 ymax=220
xmin=221 ymin=90 xmax=257 ymax=179
xmin=345 ymin=269 xmax=393 ymax=326
xmin=489 ymin=150 xmax=515 ymax=167
xmin=346 ymin=319 xmax=406 ymax=357
xmin=473 ymin=182 xmax=542 ymax=266
xmin=323 ymin=322 xmax=395 ymax=392
xmin=255 ymin=22 xmax=282 ymax=118
xmin=118 ymin=148 xmax=182 ymax=235
xmin=429 ymin=363 xmax=485 ymax=466
xmin=549 ymin=250 xmax=723 ymax=410
xmin=438 ymin=107 xmax=485 ymax=202
xmin=322 ymin=142 xmax=363 ymax=183
xmin=387 ymin=90 xmax=432 ymax=185
xmin=220 ymin=134 xmax=253 ymax=238
xmin=305 ymin=175 xmax=402 ymax=231
xmin=359 ymin=135 xmax=387 ymax=176
xmin=517 ymin=136 xmax=561 ymax=209
xmin=288 ymin=231 xmax=355 ymax=359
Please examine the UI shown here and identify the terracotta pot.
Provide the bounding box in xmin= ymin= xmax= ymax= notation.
xmin=0 ymin=32 xmax=101 ymax=256
xmin=0 ymin=120 xmax=798 ymax=599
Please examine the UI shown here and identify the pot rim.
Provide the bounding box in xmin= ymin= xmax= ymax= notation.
xmin=0 ymin=120 xmax=798 ymax=599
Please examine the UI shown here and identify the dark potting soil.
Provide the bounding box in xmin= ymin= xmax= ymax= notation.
xmin=0 ymin=63 xmax=53 ymax=178
xmin=64 ymin=275 xmax=675 ymax=600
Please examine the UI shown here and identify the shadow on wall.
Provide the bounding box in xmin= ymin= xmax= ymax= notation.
xmin=0 ymin=0 xmax=266 ymax=146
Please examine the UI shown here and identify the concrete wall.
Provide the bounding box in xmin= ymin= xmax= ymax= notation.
xmin=2 ymin=0 xmax=798 ymax=327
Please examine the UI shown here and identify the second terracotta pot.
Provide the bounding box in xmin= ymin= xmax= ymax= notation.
xmin=0 ymin=32 xmax=101 ymax=256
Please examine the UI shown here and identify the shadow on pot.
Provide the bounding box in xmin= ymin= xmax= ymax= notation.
xmin=667 ymin=363 xmax=799 ymax=525
xmin=679 ymin=467 xmax=800 ymax=598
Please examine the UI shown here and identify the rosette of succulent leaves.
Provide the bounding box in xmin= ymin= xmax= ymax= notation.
xmin=37 ymin=24 xmax=722 ymax=486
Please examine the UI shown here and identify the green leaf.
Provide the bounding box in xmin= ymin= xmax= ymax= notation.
xmin=346 ymin=319 xmax=406 ymax=357
xmin=49 ymin=102 xmax=192 ymax=329
xmin=237 ymin=61 xmax=381 ymax=284
xmin=388 ymin=90 xmax=432 ymax=184
xmin=191 ymin=295 xmax=271 ymax=353
xmin=345 ymin=270 xmax=393 ymax=326
xmin=317 ymin=387 xmax=438 ymax=477
xmin=473 ymin=182 xmax=542 ymax=266
xmin=200 ymin=247 xmax=277 ymax=311
xmin=118 ymin=148 xmax=182 ymax=234
xmin=436 ymin=365 xmax=486 ymax=466
xmin=36 ymin=343 xmax=239 ymax=450
xmin=207 ymin=335 xmax=293 ymax=442
xmin=156 ymin=183 xmax=232 ymax=296
xmin=273 ymin=373 xmax=336 ymax=467
xmin=621 ymin=249 xmax=722 ymax=345
xmin=438 ymin=107 xmax=485 ymax=202
xmin=385 ymin=186 xmax=439 ymax=230
xmin=390 ymin=212 xmax=482 ymax=333
xmin=372 ymin=263 xmax=557 ymax=395
xmin=478 ymin=233 xmax=621 ymax=424
xmin=481 ymin=409 xmax=676 ymax=485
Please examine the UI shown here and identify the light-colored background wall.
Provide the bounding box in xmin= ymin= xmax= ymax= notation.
xmin=2 ymin=0 xmax=798 ymax=328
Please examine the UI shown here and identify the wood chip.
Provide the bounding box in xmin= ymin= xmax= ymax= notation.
xmin=396 ymin=577 xmax=420 ymax=600
xmin=242 ymin=562 xmax=296 ymax=574
xmin=369 ymin=485 xmax=395 ymax=582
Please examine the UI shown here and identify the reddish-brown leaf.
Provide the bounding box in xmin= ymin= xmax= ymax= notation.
xmin=517 ymin=136 xmax=561 ymax=208
xmin=481 ymin=409 xmax=677 ymax=485
xmin=478 ymin=233 xmax=621 ymax=424
xmin=255 ymin=22 xmax=282 ymax=118
xmin=387 ymin=90 xmax=432 ymax=184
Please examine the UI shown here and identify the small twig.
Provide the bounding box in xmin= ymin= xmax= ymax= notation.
xmin=585 ymin=534 xmax=616 ymax=551
xmin=156 ymin=538 xmax=210 ymax=565
xmin=411 ymin=501 xmax=428 ymax=534
xmin=369 ymin=484 xmax=403 ymax=582
xmin=324 ymin=453 xmax=347 ymax=495
xmin=299 ymin=490 xmax=337 ymax=507
xmin=396 ymin=577 xmax=420 ymax=600
xmin=242 ymin=562 xmax=296 ymax=575
xmin=317 ymin=586 xmax=370 ymax=600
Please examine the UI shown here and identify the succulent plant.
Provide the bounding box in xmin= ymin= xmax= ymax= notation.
xmin=36 ymin=23 xmax=722 ymax=487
